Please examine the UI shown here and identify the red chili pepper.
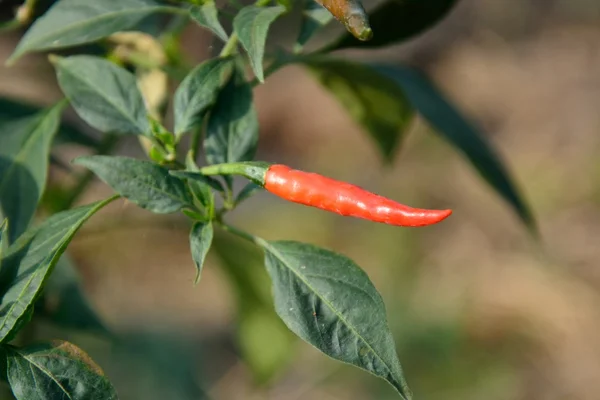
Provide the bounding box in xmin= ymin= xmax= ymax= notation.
xmin=186 ymin=162 xmax=452 ymax=227
xmin=264 ymin=164 xmax=451 ymax=227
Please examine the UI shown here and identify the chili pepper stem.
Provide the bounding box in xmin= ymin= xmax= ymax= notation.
xmin=216 ymin=221 xmax=265 ymax=246
xmin=199 ymin=162 xmax=271 ymax=185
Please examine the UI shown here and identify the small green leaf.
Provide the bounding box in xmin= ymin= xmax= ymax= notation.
xmin=261 ymin=240 xmax=412 ymax=399
xmin=7 ymin=0 xmax=181 ymax=64
xmin=74 ymin=155 xmax=193 ymax=213
xmin=295 ymin=0 xmax=334 ymax=50
xmin=376 ymin=65 xmax=535 ymax=230
xmin=0 ymin=197 xmax=116 ymax=342
xmin=7 ymin=341 xmax=117 ymax=400
xmin=204 ymin=68 xmax=259 ymax=166
xmin=303 ymin=57 xmax=414 ymax=162
xmin=212 ymin=233 xmax=296 ymax=384
xmin=53 ymin=55 xmax=151 ymax=135
xmin=189 ymin=3 xmax=229 ymax=42
xmin=233 ymin=5 xmax=286 ymax=82
xmin=189 ymin=221 xmax=213 ymax=284
xmin=327 ymin=0 xmax=458 ymax=51
xmin=173 ymin=58 xmax=234 ymax=137
xmin=0 ymin=102 xmax=65 ymax=243
xmin=235 ymin=182 xmax=262 ymax=205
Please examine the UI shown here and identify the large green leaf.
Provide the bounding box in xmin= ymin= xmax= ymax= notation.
xmin=0 ymin=97 xmax=98 ymax=148
xmin=173 ymin=58 xmax=234 ymax=137
xmin=327 ymin=0 xmax=458 ymax=50
xmin=261 ymin=240 xmax=412 ymax=399
xmin=204 ymin=68 xmax=259 ymax=167
xmin=189 ymin=3 xmax=229 ymax=43
xmin=233 ymin=5 xmax=286 ymax=82
xmin=0 ymin=197 xmax=116 ymax=343
xmin=0 ymin=102 xmax=65 ymax=243
xmin=53 ymin=55 xmax=151 ymax=136
xmin=295 ymin=0 xmax=334 ymax=50
xmin=6 ymin=341 xmax=117 ymax=399
xmin=376 ymin=65 xmax=535 ymax=229
xmin=212 ymin=233 xmax=296 ymax=384
xmin=74 ymin=155 xmax=193 ymax=214
xmin=303 ymin=57 xmax=414 ymax=163
xmin=189 ymin=221 xmax=213 ymax=285
xmin=7 ymin=0 xmax=181 ymax=64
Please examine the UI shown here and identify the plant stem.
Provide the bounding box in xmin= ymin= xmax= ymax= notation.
xmin=190 ymin=126 xmax=202 ymax=161
xmin=216 ymin=221 xmax=263 ymax=246
xmin=219 ymin=33 xmax=239 ymax=57
xmin=59 ymin=134 xmax=121 ymax=211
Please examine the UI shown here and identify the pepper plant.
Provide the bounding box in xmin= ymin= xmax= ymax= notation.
xmin=0 ymin=0 xmax=534 ymax=398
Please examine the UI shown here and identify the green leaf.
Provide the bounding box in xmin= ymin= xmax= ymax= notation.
xmin=74 ymin=155 xmax=193 ymax=214
xmin=212 ymin=233 xmax=296 ymax=384
xmin=327 ymin=0 xmax=458 ymax=51
xmin=0 ymin=102 xmax=65 ymax=243
xmin=376 ymin=65 xmax=535 ymax=229
xmin=233 ymin=5 xmax=286 ymax=82
xmin=173 ymin=58 xmax=234 ymax=137
xmin=189 ymin=3 xmax=229 ymax=42
xmin=204 ymin=68 xmax=259 ymax=166
xmin=0 ymin=97 xmax=98 ymax=148
xmin=6 ymin=341 xmax=117 ymax=400
xmin=7 ymin=0 xmax=181 ymax=64
xmin=261 ymin=240 xmax=412 ymax=399
xmin=0 ymin=197 xmax=116 ymax=343
xmin=295 ymin=0 xmax=334 ymax=50
xmin=303 ymin=57 xmax=414 ymax=162
xmin=189 ymin=221 xmax=213 ymax=284
xmin=53 ymin=55 xmax=151 ymax=136
xmin=235 ymin=182 xmax=262 ymax=205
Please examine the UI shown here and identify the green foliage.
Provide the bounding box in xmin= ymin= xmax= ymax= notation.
xmin=189 ymin=221 xmax=214 ymax=284
xmin=304 ymin=57 xmax=414 ymax=163
xmin=190 ymin=3 xmax=229 ymax=42
xmin=0 ymin=102 xmax=65 ymax=243
xmin=7 ymin=0 xmax=182 ymax=64
xmin=0 ymin=198 xmax=116 ymax=343
xmin=204 ymin=68 xmax=259 ymax=166
xmin=173 ymin=58 xmax=234 ymax=137
xmin=74 ymin=156 xmax=193 ymax=214
xmin=53 ymin=56 xmax=151 ymax=136
xmin=295 ymin=0 xmax=334 ymax=51
xmin=262 ymin=240 xmax=412 ymax=399
xmin=0 ymin=0 xmax=536 ymax=397
xmin=6 ymin=341 xmax=117 ymax=399
xmin=233 ymin=5 xmax=287 ymax=82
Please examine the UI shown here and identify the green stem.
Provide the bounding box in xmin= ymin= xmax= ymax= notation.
xmin=199 ymin=162 xmax=270 ymax=185
xmin=59 ymin=134 xmax=121 ymax=210
xmin=219 ymin=32 xmax=239 ymax=57
xmin=216 ymin=221 xmax=263 ymax=246
xmin=190 ymin=126 xmax=202 ymax=161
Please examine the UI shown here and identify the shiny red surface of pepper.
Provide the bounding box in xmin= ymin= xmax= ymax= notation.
xmin=264 ymin=165 xmax=452 ymax=227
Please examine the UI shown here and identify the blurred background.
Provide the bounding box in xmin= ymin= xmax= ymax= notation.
xmin=3 ymin=0 xmax=600 ymax=399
